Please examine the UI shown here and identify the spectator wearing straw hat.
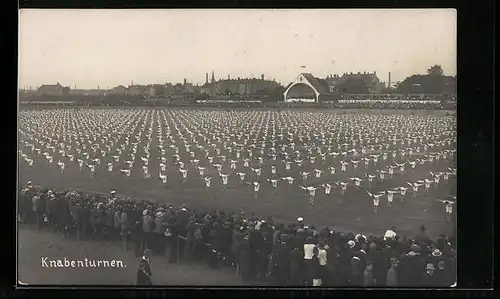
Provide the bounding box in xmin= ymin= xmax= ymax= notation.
xmin=296 ymin=216 xmax=304 ymax=229
xmin=430 ymin=248 xmax=443 ymax=264
xmin=110 ymin=190 xmax=117 ymax=201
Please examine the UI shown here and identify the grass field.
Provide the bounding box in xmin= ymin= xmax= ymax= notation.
xmin=18 ymin=107 xmax=457 ymax=239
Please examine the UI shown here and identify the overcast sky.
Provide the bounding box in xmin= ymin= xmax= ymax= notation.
xmin=19 ymin=9 xmax=456 ymax=89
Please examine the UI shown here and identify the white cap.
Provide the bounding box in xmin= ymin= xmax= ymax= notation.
xmin=297 ymin=217 xmax=304 ymax=222
xmin=181 ymin=208 xmax=187 ymax=211
xmin=110 ymin=190 xmax=116 ymax=194
xmin=384 ymin=230 xmax=397 ymax=240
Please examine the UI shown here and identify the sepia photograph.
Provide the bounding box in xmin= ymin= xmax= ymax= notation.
xmin=17 ymin=9 xmax=457 ymax=287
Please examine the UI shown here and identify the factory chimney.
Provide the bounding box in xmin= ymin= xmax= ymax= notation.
xmin=205 ymin=73 xmax=209 ymax=84
xmin=388 ymin=72 xmax=391 ymax=88
xmin=261 ymin=74 xmax=264 ymax=80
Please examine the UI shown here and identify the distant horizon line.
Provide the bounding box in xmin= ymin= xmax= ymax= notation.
xmin=19 ymin=68 xmax=457 ymax=91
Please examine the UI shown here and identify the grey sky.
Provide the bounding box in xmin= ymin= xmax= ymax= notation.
xmin=19 ymin=9 xmax=456 ymax=89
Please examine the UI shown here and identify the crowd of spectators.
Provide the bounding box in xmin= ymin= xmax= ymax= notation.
xmin=337 ymin=95 xmax=456 ymax=110
xmin=19 ymin=183 xmax=456 ymax=287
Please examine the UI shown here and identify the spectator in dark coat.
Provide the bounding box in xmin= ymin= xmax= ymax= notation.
xmin=325 ymin=244 xmax=339 ymax=286
xmin=237 ymin=235 xmax=252 ymax=281
xmin=363 ymin=261 xmax=376 ymax=286
xmin=164 ymin=217 xmax=177 ymax=263
xmin=273 ymin=238 xmax=291 ymax=285
xmin=422 ymin=263 xmax=439 ymax=287
xmin=80 ymin=202 xmax=90 ymax=238
xmin=338 ymin=244 xmax=353 ymax=286
xmin=136 ymin=259 xmax=151 ymax=285
xmin=373 ymin=244 xmax=390 ymax=286
xmin=137 ymin=249 xmax=152 ymax=285
xmin=289 ymin=246 xmax=303 ymax=285
xmin=399 ymin=250 xmax=424 ymax=286
xmin=350 ymin=254 xmax=364 ymax=286
xmin=131 ymin=220 xmax=143 ymax=257
xmin=386 ymin=257 xmax=399 ymax=286
xmin=435 ymin=260 xmax=453 ymax=287
xmin=258 ymin=231 xmax=273 ymax=278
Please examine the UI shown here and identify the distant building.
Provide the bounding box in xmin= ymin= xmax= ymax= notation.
xmin=37 ymin=83 xmax=68 ymax=96
xmin=163 ymin=83 xmax=175 ymax=95
xmin=183 ymin=82 xmax=195 ymax=93
xmin=69 ymin=89 xmax=88 ymax=96
xmin=147 ymin=85 xmax=156 ymax=97
xmin=201 ymin=71 xmax=281 ymax=96
xmin=127 ymin=85 xmax=147 ymax=96
xmin=109 ymin=85 xmax=127 ymax=96
xmin=326 ymin=71 xmax=383 ymax=94
xmin=85 ymin=89 xmax=107 ymax=96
